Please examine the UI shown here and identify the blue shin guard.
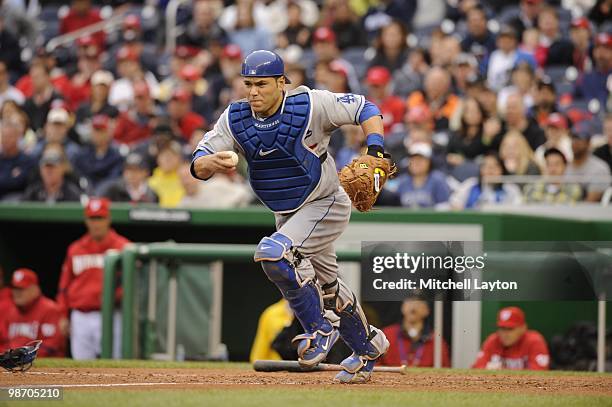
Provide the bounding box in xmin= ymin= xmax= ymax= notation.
xmin=255 ymin=233 xmax=337 ymax=366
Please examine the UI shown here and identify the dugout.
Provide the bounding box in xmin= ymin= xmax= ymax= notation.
xmin=0 ymin=202 xmax=611 ymax=367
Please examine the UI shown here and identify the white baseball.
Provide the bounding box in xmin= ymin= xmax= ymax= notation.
xmin=224 ymin=151 xmax=239 ymax=166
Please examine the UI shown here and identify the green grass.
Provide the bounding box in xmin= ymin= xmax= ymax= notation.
xmin=7 ymin=389 xmax=612 ymax=407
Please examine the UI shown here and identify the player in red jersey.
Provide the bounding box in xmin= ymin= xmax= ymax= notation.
xmin=473 ymin=306 xmax=550 ymax=370
xmin=1 ymin=269 xmax=66 ymax=357
xmin=57 ymin=198 xmax=130 ymax=359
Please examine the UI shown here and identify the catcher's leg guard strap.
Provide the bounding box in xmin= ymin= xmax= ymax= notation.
xmin=255 ymin=233 xmax=331 ymax=334
xmin=322 ymin=279 xmax=387 ymax=358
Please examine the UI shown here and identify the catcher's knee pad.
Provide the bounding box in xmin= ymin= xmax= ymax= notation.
xmin=322 ymin=279 xmax=388 ymax=358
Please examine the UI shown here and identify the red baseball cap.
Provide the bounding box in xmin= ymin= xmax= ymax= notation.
xmin=222 ymin=44 xmax=242 ymax=60
xmin=595 ymin=32 xmax=612 ymax=48
xmin=123 ymin=14 xmax=141 ymax=30
xmin=571 ymin=17 xmax=591 ymax=31
xmin=179 ymin=64 xmax=200 ymax=81
xmin=313 ymin=27 xmax=336 ymax=43
xmin=328 ymin=60 xmax=348 ymax=78
xmin=545 ymin=113 xmax=568 ymax=129
xmin=497 ymin=306 xmax=526 ymax=328
xmin=174 ymin=45 xmax=200 ymax=59
xmin=85 ymin=197 xmax=111 ymax=218
xmin=11 ymin=268 xmax=39 ymax=289
xmin=117 ymin=46 xmax=139 ymax=61
xmin=77 ymin=35 xmax=96 ymax=48
xmin=407 ymin=105 xmax=432 ymax=124
xmin=92 ymin=114 xmax=110 ymax=130
xmin=366 ymin=66 xmax=391 ymax=86
xmin=171 ymin=87 xmax=191 ymax=102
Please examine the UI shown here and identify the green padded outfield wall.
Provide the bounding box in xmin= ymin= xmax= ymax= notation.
xmin=0 ymin=203 xmax=611 ymax=361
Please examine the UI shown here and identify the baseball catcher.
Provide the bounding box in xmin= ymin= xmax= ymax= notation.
xmin=0 ymin=340 xmax=42 ymax=372
xmin=191 ymin=50 xmax=394 ymax=383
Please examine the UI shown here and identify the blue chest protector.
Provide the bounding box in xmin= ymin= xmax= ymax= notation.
xmin=228 ymin=93 xmax=324 ymax=212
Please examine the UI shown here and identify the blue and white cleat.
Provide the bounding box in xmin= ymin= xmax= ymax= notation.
xmin=292 ymin=327 xmax=340 ymax=367
xmin=334 ymin=326 xmax=389 ymax=384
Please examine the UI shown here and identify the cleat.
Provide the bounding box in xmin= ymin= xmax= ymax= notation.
xmin=333 ymin=354 xmax=377 ymax=384
xmin=292 ymin=327 xmax=340 ymax=367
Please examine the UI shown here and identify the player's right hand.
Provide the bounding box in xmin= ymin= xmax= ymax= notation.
xmin=193 ymin=152 xmax=237 ymax=179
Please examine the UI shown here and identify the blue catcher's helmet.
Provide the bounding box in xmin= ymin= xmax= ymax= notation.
xmin=241 ymin=50 xmax=292 ymax=84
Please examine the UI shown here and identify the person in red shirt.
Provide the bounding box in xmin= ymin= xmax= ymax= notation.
xmin=168 ymin=87 xmax=206 ymax=141
xmin=57 ymin=198 xmax=130 ymax=359
xmin=380 ymin=296 xmax=450 ymax=367
xmin=1 ymin=269 xmax=66 ymax=357
xmin=365 ymin=66 xmax=405 ymax=134
xmin=113 ymin=81 xmax=156 ymax=146
xmin=60 ymin=0 xmax=105 ymax=49
xmin=473 ymin=306 xmax=550 ymax=370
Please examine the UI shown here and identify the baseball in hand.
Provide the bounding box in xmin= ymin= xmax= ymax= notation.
xmin=222 ymin=151 xmax=239 ymax=166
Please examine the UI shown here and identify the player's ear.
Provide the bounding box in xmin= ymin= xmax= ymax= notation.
xmin=277 ymin=76 xmax=285 ymax=89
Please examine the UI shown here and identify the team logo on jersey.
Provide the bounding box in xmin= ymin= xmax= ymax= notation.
xmin=72 ymin=254 xmax=105 ymax=275
xmin=9 ymin=322 xmax=39 ymax=339
xmin=336 ymin=94 xmax=356 ymax=104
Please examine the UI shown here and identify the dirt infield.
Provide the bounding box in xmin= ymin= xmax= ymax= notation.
xmin=3 ymin=367 xmax=612 ymax=396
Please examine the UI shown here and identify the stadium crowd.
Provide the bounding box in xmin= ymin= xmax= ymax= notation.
xmin=0 ymin=0 xmax=610 ymax=211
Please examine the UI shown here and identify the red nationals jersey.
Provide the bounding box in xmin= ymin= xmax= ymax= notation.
xmin=373 ymin=96 xmax=406 ymax=134
xmin=379 ymin=323 xmax=450 ymax=367
xmin=472 ymin=330 xmax=550 ymax=370
xmin=57 ymin=229 xmax=130 ymax=314
xmin=2 ymin=295 xmax=65 ymax=357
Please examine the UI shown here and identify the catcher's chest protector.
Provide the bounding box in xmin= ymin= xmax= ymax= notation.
xmin=228 ymin=93 xmax=323 ymax=212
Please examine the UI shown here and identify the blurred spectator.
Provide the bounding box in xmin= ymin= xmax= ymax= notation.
xmin=158 ymin=45 xmax=202 ymax=103
xmin=168 ymin=88 xmax=206 ymax=142
xmin=534 ymin=113 xmax=573 ymax=166
xmin=393 ymin=143 xmax=451 ymax=209
xmin=569 ymin=17 xmax=593 ymax=72
xmin=285 ymin=63 xmax=307 ymax=91
xmin=113 ymin=81 xmax=157 ymax=147
xmin=249 ymin=299 xmax=293 ymax=363
xmin=75 ymin=70 xmax=119 ymax=142
xmin=59 ymin=0 xmax=105 ymax=49
xmin=63 ymin=36 xmax=103 ymax=111
xmin=1 ymin=269 xmax=66 ymax=357
xmin=447 ymin=97 xmax=491 ymax=167
xmin=430 ymin=30 xmax=463 ymax=68
xmin=406 ymin=67 xmax=460 ymax=131
xmin=461 ymin=4 xmax=497 ymax=68
xmin=73 ymin=115 xmax=123 ymax=193
xmin=22 ymin=63 xmax=64 ymax=131
xmin=0 ymin=60 xmax=24 ymax=106
xmin=574 ymin=32 xmax=611 ymax=108
xmin=311 ymin=26 xmax=360 ymax=93
xmin=593 ymin=113 xmax=612 ymax=172
xmin=106 ymin=15 xmax=158 ymax=76
xmin=328 ymin=60 xmax=352 ymax=93
xmin=494 ymin=93 xmax=546 ymax=151
xmin=498 ymin=62 xmax=536 ymax=113
xmin=524 ymin=148 xmax=583 ymax=203
xmin=535 ymin=6 xmax=574 ymax=67
xmin=380 ymin=295 xmax=450 ymax=367
xmin=22 ymin=144 xmax=84 ymax=203
xmin=210 ymin=44 xmax=244 ymax=113
xmin=499 ymin=131 xmax=541 ymax=178
xmin=0 ymin=113 xmax=35 ymax=200
xmin=133 ymin=122 xmax=178 ymax=172
xmin=473 ymin=306 xmax=550 ymax=370
xmin=148 ymin=141 xmax=186 ymax=207
xmin=531 ymin=76 xmax=559 ymax=127
xmin=508 ymin=0 xmax=544 ymax=40
xmin=177 ymin=0 xmax=228 ymax=49
xmin=57 ymin=198 xmax=130 ymax=359
xmin=335 ymin=125 xmax=365 ymax=169
xmin=365 ymin=66 xmax=405 ymax=134
xmin=178 ymin=162 xmax=252 ymax=208
xmin=367 ymin=19 xmax=408 ymax=73
xmin=323 ymin=0 xmax=366 ymax=49
xmin=15 ymin=50 xmax=71 ymax=100
xmin=31 ymin=107 xmax=80 ymax=164
xmin=178 ymin=64 xmax=215 ymax=123
xmin=277 ymin=1 xmax=311 ymax=49
xmin=108 ymin=46 xmax=159 ymax=112
xmin=392 ymin=48 xmax=430 ymax=98
xmin=451 ymin=152 xmax=522 ymax=209
xmin=486 ymin=25 xmax=536 ymax=92
xmin=451 ymin=53 xmax=479 ymax=96
xmin=587 ymin=0 xmax=612 ymax=28
xmin=228 ymin=0 xmax=273 ymax=56
xmin=566 ymin=121 xmax=611 ymax=202
xmin=0 ymin=13 xmax=25 ymax=78
xmin=362 ymin=1 xmax=416 ymax=37
xmin=101 ymin=152 xmax=158 ymax=204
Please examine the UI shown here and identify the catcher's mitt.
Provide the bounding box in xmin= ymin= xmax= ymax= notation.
xmin=0 ymin=340 xmax=42 ymax=373
xmin=339 ymin=154 xmax=397 ymax=212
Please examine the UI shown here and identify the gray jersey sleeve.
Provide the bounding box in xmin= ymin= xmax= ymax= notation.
xmin=194 ymin=107 xmax=239 ymax=155
xmin=310 ymin=89 xmax=366 ymax=131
